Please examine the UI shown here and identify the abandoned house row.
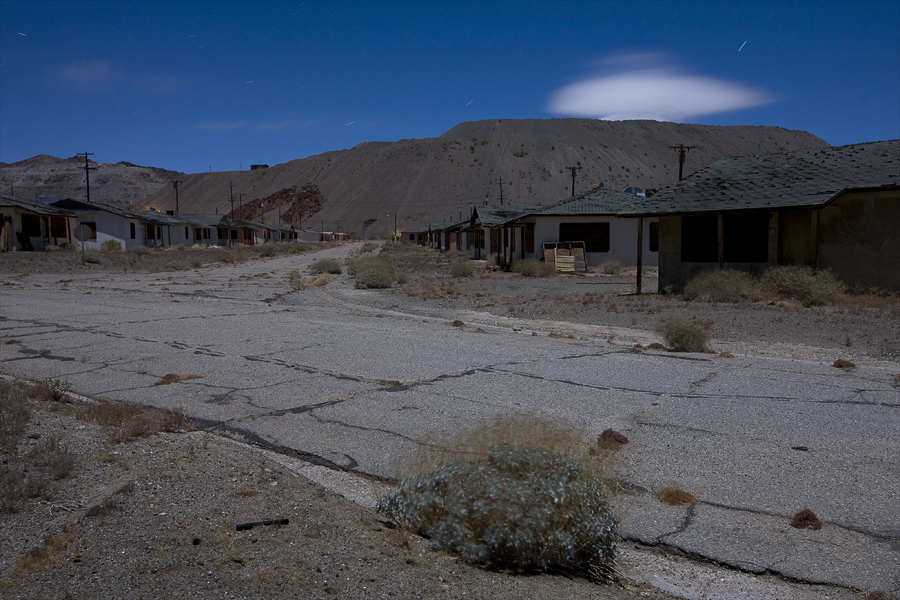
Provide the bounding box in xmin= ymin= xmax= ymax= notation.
xmin=2 ymin=140 xmax=898 ymax=292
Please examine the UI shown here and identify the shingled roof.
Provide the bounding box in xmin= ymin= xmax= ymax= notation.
xmin=619 ymin=139 xmax=900 ymax=216
xmin=52 ymin=198 xmax=143 ymax=220
xmin=471 ymin=205 xmax=531 ymax=227
xmin=1 ymin=194 xmax=77 ymax=216
xmin=536 ymin=187 xmax=645 ymax=215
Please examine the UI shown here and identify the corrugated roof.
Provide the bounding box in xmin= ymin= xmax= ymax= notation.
xmin=619 ymin=139 xmax=900 ymax=216
xmin=536 ymin=187 xmax=645 ymax=215
xmin=1 ymin=194 xmax=77 ymax=216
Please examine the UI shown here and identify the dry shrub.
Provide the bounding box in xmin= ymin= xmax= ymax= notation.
xmin=657 ymin=318 xmax=709 ymax=352
xmin=683 ymin=269 xmax=763 ymax=303
xmin=655 ymin=485 xmax=696 ymax=506
xmin=100 ymin=240 xmax=122 ymax=252
xmin=790 ymin=508 xmax=823 ymax=530
xmin=1 ymin=434 xmax=78 ymax=512
xmin=355 ymin=268 xmax=393 ymax=289
xmin=166 ymin=260 xmax=187 ymax=271
xmin=347 ymin=255 xmax=395 ymax=278
xmin=309 ymin=258 xmax=342 ymax=274
xmin=379 ymin=415 xmax=619 ymax=581
xmin=126 ymin=245 xmax=150 ymax=256
xmin=287 ymin=270 xmax=305 ymax=290
xmin=449 ymin=261 xmax=474 ymax=277
xmin=760 ymin=266 xmax=846 ymax=306
xmin=601 ymin=260 xmax=622 ymax=275
xmin=312 ymin=273 xmax=329 ymax=287
xmin=511 ymin=258 xmax=556 ymax=277
xmin=447 ymin=320 xmax=466 ymax=327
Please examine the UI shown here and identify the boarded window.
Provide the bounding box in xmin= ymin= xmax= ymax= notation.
xmin=21 ymin=214 xmax=42 ymax=237
xmin=524 ymin=223 xmax=535 ymax=253
xmin=649 ymin=222 xmax=659 ymax=252
xmin=559 ymin=222 xmax=609 ymax=252
xmin=51 ymin=217 xmax=67 ymax=238
xmin=490 ymin=230 xmax=499 ymax=253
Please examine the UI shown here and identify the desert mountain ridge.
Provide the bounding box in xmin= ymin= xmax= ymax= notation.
xmin=3 ymin=119 xmax=830 ymax=236
xmin=0 ymin=155 xmax=182 ymax=207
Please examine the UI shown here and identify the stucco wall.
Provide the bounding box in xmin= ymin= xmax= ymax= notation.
xmin=531 ymin=216 xmax=659 ymax=267
xmin=817 ymin=190 xmax=900 ymax=291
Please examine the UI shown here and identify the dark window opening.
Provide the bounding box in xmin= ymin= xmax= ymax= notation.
xmin=559 ymin=222 xmax=609 ymax=252
xmin=130 ymin=222 xmax=136 ymax=239
xmin=218 ymin=228 xmax=227 ymax=240
xmin=681 ymin=213 xmax=769 ymax=263
xmin=681 ymin=215 xmax=718 ymax=262
xmin=146 ymin=224 xmax=156 ymax=240
xmin=723 ymin=213 xmax=769 ymax=263
xmin=649 ymin=222 xmax=659 ymax=252
xmin=21 ymin=214 xmax=42 ymax=237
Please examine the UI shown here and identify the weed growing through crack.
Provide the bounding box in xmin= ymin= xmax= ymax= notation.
xmin=655 ymin=485 xmax=696 ymax=506
xmin=657 ymin=318 xmax=709 ymax=352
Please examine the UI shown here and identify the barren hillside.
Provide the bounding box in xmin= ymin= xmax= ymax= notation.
xmin=3 ymin=119 xmax=829 ymax=236
xmin=137 ymin=119 xmax=828 ymax=236
xmin=0 ymin=155 xmax=182 ymax=207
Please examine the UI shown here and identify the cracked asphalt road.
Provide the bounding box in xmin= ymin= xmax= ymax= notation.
xmin=2 ymin=243 xmax=898 ymax=597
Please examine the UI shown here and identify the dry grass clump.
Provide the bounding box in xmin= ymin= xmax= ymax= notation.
xmin=309 ymin=257 xmax=342 ymax=274
xmin=683 ymin=269 xmax=763 ymax=303
xmin=0 ymin=379 xmax=32 ymax=451
xmin=312 ymin=273 xmax=329 ymax=287
xmin=126 ymin=244 xmax=151 ymax=256
xmin=449 ymin=261 xmax=474 ymax=277
xmin=76 ymin=400 xmax=191 ymax=442
xmin=379 ymin=414 xmax=619 ymax=581
xmin=349 ymin=255 xmax=396 ymax=288
xmin=510 ymin=258 xmax=556 ymax=277
xmin=287 ymin=269 xmax=305 ymax=290
xmin=166 ymin=260 xmax=187 ymax=271
xmin=347 ymin=254 xmax=395 ymax=277
xmin=657 ymin=318 xmax=709 ymax=352
xmin=597 ymin=429 xmax=629 ymax=450
xmin=1 ymin=380 xmax=78 ymax=512
xmin=601 ymin=260 xmax=622 ymax=275
xmin=100 ymin=240 xmax=122 ymax=252
xmin=655 ymin=485 xmax=696 ymax=506
xmin=833 ymin=359 xmax=856 ymax=371
xmin=760 ymin=266 xmax=846 ymax=306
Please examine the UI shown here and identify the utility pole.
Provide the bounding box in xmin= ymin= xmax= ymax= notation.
xmin=669 ymin=144 xmax=696 ymax=181
xmin=566 ymin=165 xmax=582 ymax=197
xmin=495 ymin=177 xmax=509 ymax=205
xmin=172 ymin=180 xmax=181 ymax=215
xmin=76 ymin=153 xmax=95 ymax=202
xmin=228 ymin=181 xmax=234 ymax=216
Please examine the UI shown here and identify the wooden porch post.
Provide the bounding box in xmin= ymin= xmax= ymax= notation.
xmin=717 ymin=213 xmax=724 ymax=269
xmin=636 ymin=216 xmax=644 ymax=294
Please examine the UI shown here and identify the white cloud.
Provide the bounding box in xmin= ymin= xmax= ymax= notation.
xmin=56 ymin=60 xmax=115 ymax=91
xmin=548 ymin=54 xmax=772 ymax=121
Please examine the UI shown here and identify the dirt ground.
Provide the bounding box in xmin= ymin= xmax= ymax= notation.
xmin=1 ymin=242 xmax=897 ymax=600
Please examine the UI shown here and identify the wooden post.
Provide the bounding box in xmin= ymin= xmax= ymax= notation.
xmin=717 ymin=213 xmax=724 ymax=269
xmin=636 ymin=216 xmax=644 ymax=294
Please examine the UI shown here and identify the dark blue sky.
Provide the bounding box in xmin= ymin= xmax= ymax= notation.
xmin=1 ymin=0 xmax=898 ymax=174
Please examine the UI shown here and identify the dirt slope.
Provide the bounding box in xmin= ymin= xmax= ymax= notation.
xmin=136 ymin=119 xmax=828 ymax=235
